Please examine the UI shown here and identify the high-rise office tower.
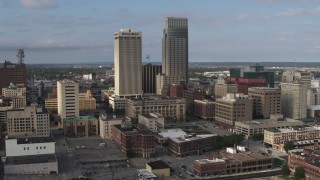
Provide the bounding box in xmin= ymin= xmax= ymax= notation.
xmin=281 ymin=83 xmax=307 ymax=119
xmin=114 ymin=29 xmax=142 ymax=97
xmin=57 ymin=80 xmax=79 ymax=122
xmin=142 ymin=63 xmax=162 ymax=94
xmin=156 ymin=17 xmax=188 ymax=95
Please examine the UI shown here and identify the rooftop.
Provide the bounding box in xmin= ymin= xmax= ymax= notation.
xmin=14 ymin=136 xmax=55 ymax=144
xmin=195 ymin=158 xmax=225 ymax=164
xmin=5 ymin=154 xmax=56 ymax=165
xmin=64 ymin=116 xmax=97 ymax=122
xmin=137 ymin=169 xmax=157 ymax=179
xmin=147 ymin=160 xmax=170 ymax=169
xmin=266 ymin=125 xmax=320 ymax=133
xmin=169 ymin=134 xmax=216 ymax=143
xmin=158 ymin=128 xmax=187 ymax=138
xmin=221 ymin=150 xmax=271 ymax=161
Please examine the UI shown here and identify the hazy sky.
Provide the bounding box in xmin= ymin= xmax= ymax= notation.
xmin=1 ymin=0 xmax=320 ymax=63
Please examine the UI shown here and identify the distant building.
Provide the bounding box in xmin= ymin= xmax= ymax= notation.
xmin=215 ymin=93 xmax=253 ymax=129
xmin=99 ymin=114 xmax=123 ymax=139
xmin=226 ymin=77 xmax=268 ymax=95
xmin=146 ymin=160 xmax=170 ymax=177
xmin=4 ymin=136 xmax=58 ymax=175
xmin=142 ymin=64 xmax=162 ymax=94
xmin=138 ymin=113 xmax=165 ymax=132
xmin=112 ymin=124 xmax=155 ymax=158
xmin=288 ymin=148 xmax=320 ymax=180
xmin=108 ymin=95 xmax=126 ymax=111
xmin=63 ymin=116 xmax=98 ymax=137
xmin=2 ymin=83 xmax=26 ymax=108
xmin=280 ymin=83 xmax=307 ymax=119
xmin=45 ymin=98 xmax=58 ymax=112
xmin=0 ymin=59 xmax=27 ymax=96
xmin=0 ymin=97 xmax=13 ymax=123
xmin=114 ymin=29 xmax=142 ymax=97
xmin=182 ymin=88 xmax=205 ymax=114
xmin=57 ymin=80 xmax=79 ymax=122
xmin=169 ymin=83 xmax=185 ymax=98
xmin=234 ymin=115 xmax=304 ymax=139
xmin=125 ymin=96 xmax=186 ymax=122
xmin=282 ymin=70 xmax=313 ymax=88
xmin=248 ymin=87 xmax=281 ymax=119
xmin=264 ymin=126 xmax=320 ymax=152
xmin=214 ymin=83 xmax=237 ymax=98
xmin=6 ymin=105 xmax=50 ymax=138
xmin=168 ymin=134 xmax=217 ymax=157
xmin=79 ymin=90 xmax=96 ymax=111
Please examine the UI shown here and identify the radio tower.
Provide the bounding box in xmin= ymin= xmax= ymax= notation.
xmin=17 ymin=49 xmax=25 ymax=64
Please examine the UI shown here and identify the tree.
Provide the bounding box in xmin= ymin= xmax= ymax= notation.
xmin=294 ymin=167 xmax=305 ymax=180
xmin=251 ymin=133 xmax=264 ymax=141
xmin=284 ymin=141 xmax=294 ymax=153
xmin=281 ymin=164 xmax=290 ymax=177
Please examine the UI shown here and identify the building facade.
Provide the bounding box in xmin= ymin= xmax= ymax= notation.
xmin=57 ymin=80 xmax=79 ymax=122
xmin=138 ymin=113 xmax=165 ymax=132
xmin=114 ymin=29 xmax=142 ymax=97
xmin=79 ymin=90 xmax=96 ymax=111
xmin=194 ymin=99 xmax=215 ymax=120
xmin=63 ymin=116 xmax=98 ymax=137
xmin=112 ymin=124 xmax=155 ymax=158
xmin=125 ymin=96 xmax=186 ymax=122
xmin=99 ymin=114 xmax=123 ymax=139
xmin=6 ymin=106 xmax=50 ymax=138
xmin=2 ymin=84 xmax=26 ymax=108
xmin=215 ymin=93 xmax=253 ymax=129
xmin=248 ymin=87 xmax=281 ymax=119
xmin=157 ymin=17 xmax=188 ymax=94
xmin=167 ymin=134 xmax=217 ymax=157
xmin=280 ymin=83 xmax=307 ymax=119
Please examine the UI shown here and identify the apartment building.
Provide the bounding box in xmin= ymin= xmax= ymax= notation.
xmin=57 ymin=80 xmax=79 ymax=121
xmin=248 ymin=87 xmax=281 ymax=119
xmin=281 ymin=83 xmax=307 ymax=119
xmin=2 ymin=84 xmax=26 ymax=108
xmin=215 ymin=93 xmax=253 ymax=129
xmin=99 ymin=114 xmax=123 ymax=139
xmin=63 ymin=116 xmax=98 ymax=137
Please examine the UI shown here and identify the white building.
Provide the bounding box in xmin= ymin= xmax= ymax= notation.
xmin=114 ymin=29 xmax=142 ymax=97
xmin=138 ymin=113 xmax=165 ymax=132
xmin=4 ymin=136 xmax=58 ymax=175
xmin=99 ymin=114 xmax=123 ymax=139
xmin=108 ymin=95 xmax=126 ymax=110
xmin=2 ymin=84 xmax=26 ymax=108
xmin=57 ymin=80 xmax=79 ymax=123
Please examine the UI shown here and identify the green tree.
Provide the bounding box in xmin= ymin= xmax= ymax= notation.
xmin=281 ymin=164 xmax=290 ymax=177
xmin=284 ymin=141 xmax=294 ymax=153
xmin=251 ymin=133 xmax=264 ymax=141
xmin=294 ymin=167 xmax=305 ymax=180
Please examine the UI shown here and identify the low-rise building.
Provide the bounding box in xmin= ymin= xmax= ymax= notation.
xmin=99 ymin=114 xmax=123 ymax=139
xmin=235 ymin=115 xmax=304 ymax=139
xmin=194 ymin=146 xmax=273 ymax=176
xmin=126 ymin=96 xmax=186 ymax=122
xmin=288 ymin=148 xmax=320 ymax=180
xmin=138 ymin=113 xmax=164 ymax=132
xmin=2 ymin=84 xmax=26 ymax=108
xmin=44 ymin=98 xmax=57 ymax=112
xmin=6 ymin=105 xmax=50 ymax=138
xmin=137 ymin=169 xmax=157 ymax=180
xmin=146 ymin=160 xmax=170 ymax=177
xmin=112 ymin=124 xmax=155 ymax=158
xmin=168 ymin=134 xmax=217 ymax=157
xmin=63 ymin=116 xmax=98 ymax=137
xmin=79 ymin=90 xmax=96 ymax=111
xmin=4 ymin=136 xmax=58 ymax=175
xmin=264 ymin=126 xmax=320 ymax=152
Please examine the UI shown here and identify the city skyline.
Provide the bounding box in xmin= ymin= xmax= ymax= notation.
xmin=1 ymin=0 xmax=320 ymax=63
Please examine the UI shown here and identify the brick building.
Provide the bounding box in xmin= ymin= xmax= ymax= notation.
xmin=63 ymin=116 xmax=98 ymax=137
xmin=226 ymin=77 xmax=268 ymax=95
xmin=194 ymin=99 xmax=215 ymax=120
xmin=112 ymin=124 xmax=155 ymax=158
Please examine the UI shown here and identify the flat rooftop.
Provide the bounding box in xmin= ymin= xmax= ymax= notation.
xmin=5 ymin=154 xmax=57 ymax=165
xmin=267 ymin=126 xmax=320 ymax=133
xmin=64 ymin=116 xmax=97 ymax=122
xmin=195 ymin=158 xmax=225 ymax=164
xmin=158 ymin=128 xmax=187 ymax=138
xmin=137 ymin=169 xmax=157 ymax=178
xmin=237 ymin=118 xmax=302 ymax=126
xmin=169 ymin=134 xmax=216 ymax=143
xmin=15 ymin=136 xmax=55 ymax=144
xmin=147 ymin=160 xmax=170 ymax=169
xmin=222 ymin=150 xmax=271 ymax=161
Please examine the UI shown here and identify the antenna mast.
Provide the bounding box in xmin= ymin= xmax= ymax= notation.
xmin=17 ymin=49 xmax=25 ymax=64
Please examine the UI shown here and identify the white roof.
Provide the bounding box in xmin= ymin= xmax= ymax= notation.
xmin=158 ymin=128 xmax=187 ymax=138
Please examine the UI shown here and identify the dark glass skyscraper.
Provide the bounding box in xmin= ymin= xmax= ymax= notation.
xmin=157 ymin=17 xmax=188 ymax=94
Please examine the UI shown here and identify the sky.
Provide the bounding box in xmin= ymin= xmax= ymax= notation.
xmin=0 ymin=0 xmax=320 ymax=64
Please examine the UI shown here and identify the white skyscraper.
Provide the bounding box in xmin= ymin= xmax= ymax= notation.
xmin=57 ymin=80 xmax=79 ymax=122
xmin=114 ymin=29 xmax=142 ymax=97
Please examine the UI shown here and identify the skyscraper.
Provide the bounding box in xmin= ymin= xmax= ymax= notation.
xmin=114 ymin=29 xmax=142 ymax=97
xmin=156 ymin=17 xmax=188 ymax=95
xmin=57 ymin=80 xmax=79 ymax=122
xmin=142 ymin=63 xmax=162 ymax=94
